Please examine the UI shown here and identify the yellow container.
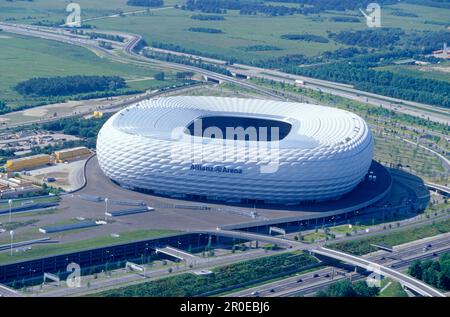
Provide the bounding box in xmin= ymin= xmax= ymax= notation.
xmin=5 ymin=154 xmax=51 ymax=172
xmin=54 ymin=147 xmax=91 ymax=163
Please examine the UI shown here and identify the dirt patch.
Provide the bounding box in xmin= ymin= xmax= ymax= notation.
xmin=419 ymin=65 xmax=450 ymax=73
xmin=22 ymin=100 xmax=82 ymax=117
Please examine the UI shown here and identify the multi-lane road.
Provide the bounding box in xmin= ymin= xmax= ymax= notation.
xmin=228 ymin=234 xmax=450 ymax=297
xmin=1 ymin=22 xmax=449 ymax=125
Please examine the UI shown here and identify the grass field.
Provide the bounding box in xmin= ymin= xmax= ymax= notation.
xmin=1 ymin=1 xmax=449 ymax=64
xmin=379 ymin=278 xmax=408 ymax=297
xmin=328 ymin=217 xmax=450 ymax=255
xmin=0 ymin=229 xmax=179 ymax=265
xmin=91 ymin=3 xmax=450 ymax=63
xmin=376 ymin=62 xmax=450 ymax=84
xmin=373 ymin=132 xmax=447 ymax=183
xmin=0 ymin=32 xmax=176 ymax=108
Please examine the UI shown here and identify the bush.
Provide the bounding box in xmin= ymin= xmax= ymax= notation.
xmin=126 ymin=0 xmax=164 ymax=7
xmin=188 ymin=27 xmax=223 ymax=34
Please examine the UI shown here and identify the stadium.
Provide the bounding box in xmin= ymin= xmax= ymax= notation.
xmin=96 ymin=97 xmax=374 ymax=205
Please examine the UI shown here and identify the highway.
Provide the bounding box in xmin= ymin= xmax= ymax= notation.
xmin=313 ymin=247 xmax=445 ymax=297
xmin=229 ymin=64 xmax=450 ymax=125
xmin=35 ymin=246 xmax=304 ymax=297
xmin=210 ymin=228 xmax=447 ymax=297
xmin=0 ymin=284 xmax=22 ymax=297
xmin=228 ymin=234 xmax=450 ymax=297
xmin=1 ymin=22 xmax=448 ymax=125
xmin=120 ymin=34 xmax=450 ymax=125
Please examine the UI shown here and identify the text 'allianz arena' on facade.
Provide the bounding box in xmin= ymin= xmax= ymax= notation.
xmin=97 ymin=96 xmax=374 ymax=205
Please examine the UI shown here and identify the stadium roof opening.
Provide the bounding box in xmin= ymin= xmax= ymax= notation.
xmin=185 ymin=116 xmax=292 ymax=141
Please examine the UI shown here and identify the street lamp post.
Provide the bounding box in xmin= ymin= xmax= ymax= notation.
xmin=8 ymin=199 xmax=12 ymax=223
xmin=10 ymin=230 xmax=14 ymax=256
xmin=104 ymin=197 xmax=109 ymax=222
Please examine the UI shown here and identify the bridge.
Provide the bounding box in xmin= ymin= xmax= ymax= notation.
xmin=213 ymin=229 xmax=446 ymax=297
xmin=312 ymin=247 xmax=446 ymax=297
xmin=211 ymin=229 xmax=305 ymax=249
xmin=426 ymin=183 xmax=450 ymax=197
xmin=0 ymin=284 xmax=22 ymax=297
xmin=155 ymin=246 xmax=203 ymax=264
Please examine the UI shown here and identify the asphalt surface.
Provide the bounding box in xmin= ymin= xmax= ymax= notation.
xmin=228 ymin=234 xmax=450 ymax=297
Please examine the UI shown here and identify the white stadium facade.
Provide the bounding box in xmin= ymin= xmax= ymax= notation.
xmin=97 ymin=96 xmax=374 ymax=205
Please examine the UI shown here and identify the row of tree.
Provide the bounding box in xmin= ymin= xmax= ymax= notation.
xmin=329 ymin=29 xmax=450 ymax=52
xmin=296 ymin=62 xmax=450 ymax=108
xmin=188 ymin=27 xmax=223 ymax=34
xmin=143 ymin=49 xmax=232 ymax=76
xmin=126 ymin=0 xmax=164 ymax=7
xmin=70 ymin=30 xmax=125 ymax=42
xmin=184 ymin=0 xmax=302 ymax=16
xmin=150 ymin=41 xmax=233 ymax=63
xmin=281 ymin=33 xmax=329 ymax=43
xmin=329 ymin=28 xmax=405 ymax=49
xmin=269 ymin=0 xmax=397 ymax=12
xmin=328 ymin=16 xmax=361 ymax=23
xmin=409 ymin=253 xmax=450 ymax=291
xmin=15 ymin=76 xmax=127 ymax=97
xmin=404 ymin=0 xmax=450 ymax=9
xmin=241 ymin=45 xmax=282 ymax=52
xmin=191 ymin=14 xmax=225 ymax=20
xmin=99 ymin=252 xmax=318 ymax=297
xmin=183 ymin=0 xmax=399 ymax=15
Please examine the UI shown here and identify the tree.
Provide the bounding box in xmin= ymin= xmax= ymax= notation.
xmin=15 ymin=75 xmax=126 ymax=97
xmin=322 ymin=280 xmax=357 ymax=297
xmin=438 ymin=267 xmax=450 ymax=290
xmin=154 ymin=72 xmax=165 ymax=81
xmin=127 ymin=0 xmax=164 ymax=7
xmin=316 ymin=280 xmax=379 ymax=297
xmin=409 ymin=253 xmax=450 ymax=291
xmin=409 ymin=260 xmax=423 ymax=279
xmin=423 ymin=266 xmax=439 ymax=286
xmin=353 ymin=281 xmax=379 ymax=297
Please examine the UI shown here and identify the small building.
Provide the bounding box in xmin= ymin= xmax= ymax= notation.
xmin=54 ymin=147 xmax=91 ymax=163
xmin=0 ymin=174 xmax=41 ymax=198
xmin=432 ymin=43 xmax=450 ymax=59
xmin=5 ymin=154 xmax=51 ymax=172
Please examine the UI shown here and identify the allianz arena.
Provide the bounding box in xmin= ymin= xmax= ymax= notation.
xmin=96 ymin=97 xmax=374 ymax=205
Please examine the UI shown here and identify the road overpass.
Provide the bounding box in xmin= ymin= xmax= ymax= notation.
xmin=155 ymin=246 xmax=203 ymax=264
xmin=426 ymin=183 xmax=450 ymax=197
xmin=211 ymin=229 xmax=307 ymax=249
xmin=213 ymin=229 xmax=446 ymax=297
xmin=0 ymin=284 xmax=22 ymax=297
xmin=312 ymin=247 xmax=446 ymax=297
